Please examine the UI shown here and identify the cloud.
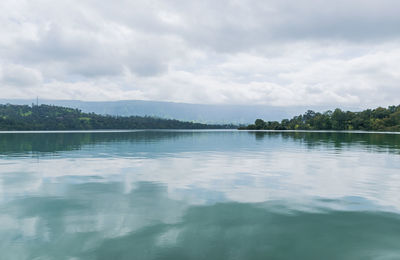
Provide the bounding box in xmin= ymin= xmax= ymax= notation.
xmin=0 ymin=0 xmax=399 ymax=107
xmin=0 ymin=64 xmax=42 ymax=87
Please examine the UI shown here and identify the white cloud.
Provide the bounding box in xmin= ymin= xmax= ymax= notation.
xmin=0 ymin=0 xmax=399 ymax=107
xmin=0 ymin=64 xmax=42 ymax=87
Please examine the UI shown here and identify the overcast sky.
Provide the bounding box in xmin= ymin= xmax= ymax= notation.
xmin=0 ymin=0 xmax=399 ymax=107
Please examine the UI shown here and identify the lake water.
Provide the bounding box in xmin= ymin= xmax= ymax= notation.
xmin=1 ymin=130 xmax=400 ymax=260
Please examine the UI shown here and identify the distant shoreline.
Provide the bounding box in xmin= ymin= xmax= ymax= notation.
xmin=0 ymin=129 xmax=238 ymax=134
xmin=1 ymin=129 xmax=400 ymax=135
xmin=240 ymin=105 xmax=400 ymax=132
xmin=0 ymin=104 xmax=236 ymax=131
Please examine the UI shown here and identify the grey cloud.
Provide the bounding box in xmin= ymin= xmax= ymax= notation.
xmin=7 ymin=22 xmax=172 ymax=78
xmin=144 ymin=0 xmax=400 ymax=52
xmin=0 ymin=65 xmax=42 ymax=87
xmin=16 ymin=24 xmax=93 ymax=62
xmin=0 ymin=0 xmax=400 ymax=107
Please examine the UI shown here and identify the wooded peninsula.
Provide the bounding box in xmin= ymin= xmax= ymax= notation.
xmin=0 ymin=104 xmax=235 ymax=130
xmin=241 ymin=105 xmax=400 ymax=131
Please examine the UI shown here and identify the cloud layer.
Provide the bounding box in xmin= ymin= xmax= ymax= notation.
xmin=1 ymin=0 xmax=400 ymax=107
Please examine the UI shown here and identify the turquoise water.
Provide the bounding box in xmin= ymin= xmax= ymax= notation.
xmin=1 ymin=130 xmax=400 ymax=260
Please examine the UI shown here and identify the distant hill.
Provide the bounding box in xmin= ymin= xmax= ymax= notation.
xmin=0 ymin=99 xmax=360 ymax=124
xmin=0 ymin=104 xmax=235 ymax=131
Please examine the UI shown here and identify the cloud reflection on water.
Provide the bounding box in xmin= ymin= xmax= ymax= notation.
xmin=0 ymin=131 xmax=400 ymax=259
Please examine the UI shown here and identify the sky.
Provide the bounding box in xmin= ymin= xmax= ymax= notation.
xmin=0 ymin=0 xmax=399 ymax=107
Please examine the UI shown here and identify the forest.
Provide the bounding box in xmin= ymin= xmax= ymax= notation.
xmin=241 ymin=105 xmax=400 ymax=131
xmin=0 ymin=104 xmax=235 ymax=130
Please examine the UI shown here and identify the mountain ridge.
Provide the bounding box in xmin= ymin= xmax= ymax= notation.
xmin=0 ymin=99 xmax=362 ymax=124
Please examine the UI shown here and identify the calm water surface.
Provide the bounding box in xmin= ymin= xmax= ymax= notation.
xmin=1 ymin=130 xmax=400 ymax=260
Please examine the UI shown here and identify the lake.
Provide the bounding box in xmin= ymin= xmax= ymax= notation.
xmin=1 ymin=130 xmax=400 ymax=260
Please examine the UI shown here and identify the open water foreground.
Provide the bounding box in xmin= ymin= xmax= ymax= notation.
xmin=0 ymin=130 xmax=400 ymax=260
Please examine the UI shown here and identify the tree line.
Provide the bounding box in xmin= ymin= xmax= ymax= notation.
xmin=241 ymin=105 xmax=400 ymax=131
xmin=0 ymin=104 xmax=236 ymax=130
